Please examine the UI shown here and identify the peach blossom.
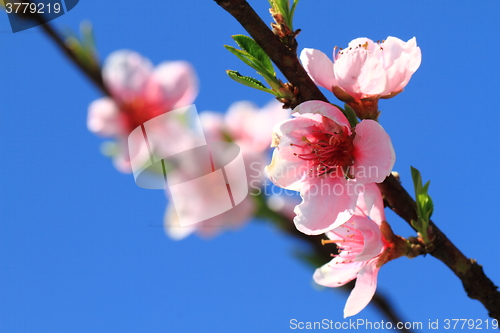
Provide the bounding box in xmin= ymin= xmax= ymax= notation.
xmin=301 ymin=37 xmax=421 ymax=119
xmin=265 ymin=100 xmax=395 ymax=235
xmin=87 ymin=50 xmax=198 ymax=172
xmin=314 ymin=184 xmax=393 ymax=317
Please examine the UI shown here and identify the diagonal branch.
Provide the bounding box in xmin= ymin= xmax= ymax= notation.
xmin=28 ymin=9 xmax=111 ymax=97
xmin=378 ymin=175 xmax=500 ymax=319
xmin=214 ymin=0 xmax=500 ymax=321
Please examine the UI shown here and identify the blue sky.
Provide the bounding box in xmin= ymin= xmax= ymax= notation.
xmin=1 ymin=0 xmax=500 ymax=332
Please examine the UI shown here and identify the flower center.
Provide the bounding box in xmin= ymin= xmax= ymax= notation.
xmin=322 ymin=223 xmax=365 ymax=265
xmin=120 ymin=97 xmax=167 ymax=133
xmin=291 ymin=126 xmax=355 ymax=177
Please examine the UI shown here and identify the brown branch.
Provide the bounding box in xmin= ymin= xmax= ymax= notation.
xmin=214 ymin=0 xmax=327 ymax=108
xmin=28 ymin=9 xmax=111 ymax=97
xmin=379 ymin=175 xmax=500 ymax=320
xmin=215 ymin=0 xmax=500 ymax=322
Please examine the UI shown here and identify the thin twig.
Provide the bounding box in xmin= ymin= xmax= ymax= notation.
xmin=28 ymin=10 xmax=111 ymax=96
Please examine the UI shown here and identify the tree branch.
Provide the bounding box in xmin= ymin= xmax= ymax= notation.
xmin=215 ymin=0 xmax=500 ymax=321
xmin=378 ymin=175 xmax=500 ymax=319
xmin=29 ymin=10 xmax=111 ymax=97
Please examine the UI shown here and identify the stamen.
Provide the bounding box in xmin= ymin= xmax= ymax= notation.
xmin=291 ymin=125 xmax=355 ymax=177
xmin=322 ymin=239 xmax=341 ymax=245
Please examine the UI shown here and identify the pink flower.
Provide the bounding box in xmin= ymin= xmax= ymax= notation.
xmin=87 ymin=50 xmax=198 ymax=172
xmin=200 ymin=100 xmax=290 ymax=186
xmin=165 ymin=192 xmax=256 ymax=240
xmin=201 ymin=100 xmax=290 ymax=153
xmin=313 ymin=184 xmax=397 ymax=317
xmin=164 ymin=101 xmax=290 ymax=240
xmin=300 ymin=37 xmax=421 ymax=119
xmin=265 ymin=100 xmax=395 ymax=235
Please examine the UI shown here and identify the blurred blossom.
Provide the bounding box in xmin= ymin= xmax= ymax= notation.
xmin=301 ymin=37 xmax=421 ymax=119
xmin=313 ymin=184 xmax=401 ymax=318
xmin=266 ymin=193 xmax=300 ymax=221
xmin=265 ymin=100 xmax=395 ymax=235
xmin=164 ymin=100 xmax=290 ymax=239
xmin=87 ymin=50 xmax=198 ymax=172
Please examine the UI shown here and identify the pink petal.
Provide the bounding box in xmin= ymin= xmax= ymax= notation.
xmin=251 ymin=100 xmax=290 ymax=152
xmin=380 ymin=37 xmax=421 ymax=94
xmin=352 ymin=216 xmax=383 ymax=262
xmin=196 ymin=196 xmax=255 ymax=238
xmin=151 ymin=61 xmax=199 ymax=110
xmin=102 ymin=50 xmax=153 ymax=99
xmin=405 ymin=38 xmax=422 ymax=73
xmin=111 ymin=138 xmax=133 ymax=173
xmin=222 ymin=100 xmax=289 ymax=153
xmin=378 ymin=36 xmax=407 ymax=69
xmin=265 ymin=116 xmax=323 ymax=191
xmin=343 ymin=260 xmax=380 ymax=318
xmin=356 ymin=56 xmax=387 ymax=96
xmin=313 ymin=259 xmax=364 ymax=287
xmin=293 ymin=100 xmax=351 ymax=133
xmin=293 ymin=177 xmax=358 ymax=235
xmin=300 ymin=48 xmax=337 ymax=90
xmin=352 ymin=120 xmax=395 ymax=184
xmin=334 ymin=43 xmax=387 ymax=99
xmin=87 ymin=97 xmax=123 ymax=136
xmin=265 ymin=148 xmax=307 ymax=192
xmin=225 ymin=101 xmax=258 ymax=140
xmin=199 ymin=112 xmax=225 ymax=142
xmin=383 ymin=56 xmax=408 ymax=95
xmin=333 ymin=50 xmax=365 ymax=98
xmin=356 ymin=183 xmax=385 ymax=224
xmin=385 ymin=47 xmax=422 ymax=94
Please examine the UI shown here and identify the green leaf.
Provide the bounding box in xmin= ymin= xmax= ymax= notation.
xmin=422 ymin=180 xmax=431 ymax=194
xmin=410 ymin=166 xmax=423 ymax=194
xmin=269 ymin=0 xmax=299 ymax=31
xmin=224 ymin=45 xmax=260 ymax=71
xmin=410 ymin=166 xmax=434 ymax=243
xmin=277 ymin=0 xmax=289 ymax=17
xmin=232 ymin=35 xmax=274 ymax=75
xmin=343 ymin=103 xmax=359 ymax=128
xmin=422 ymin=193 xmax=434 ymax=219
xmin=225 ymin=45 xmax=282 ymax=92
xmin=410 ymin=219 xmax=420 ymax=231
xmin=226 ymin=70 xmax=279 ymax=96
xmin=289 ymin=0 xmax=299 ymax=25
xmin=63 ymin=21 xmax=99 ymax=71
xmin=81 ymin=21 xmax=96 ymax=53
xmin=224 ymin=45 xmax=273 ymax=80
